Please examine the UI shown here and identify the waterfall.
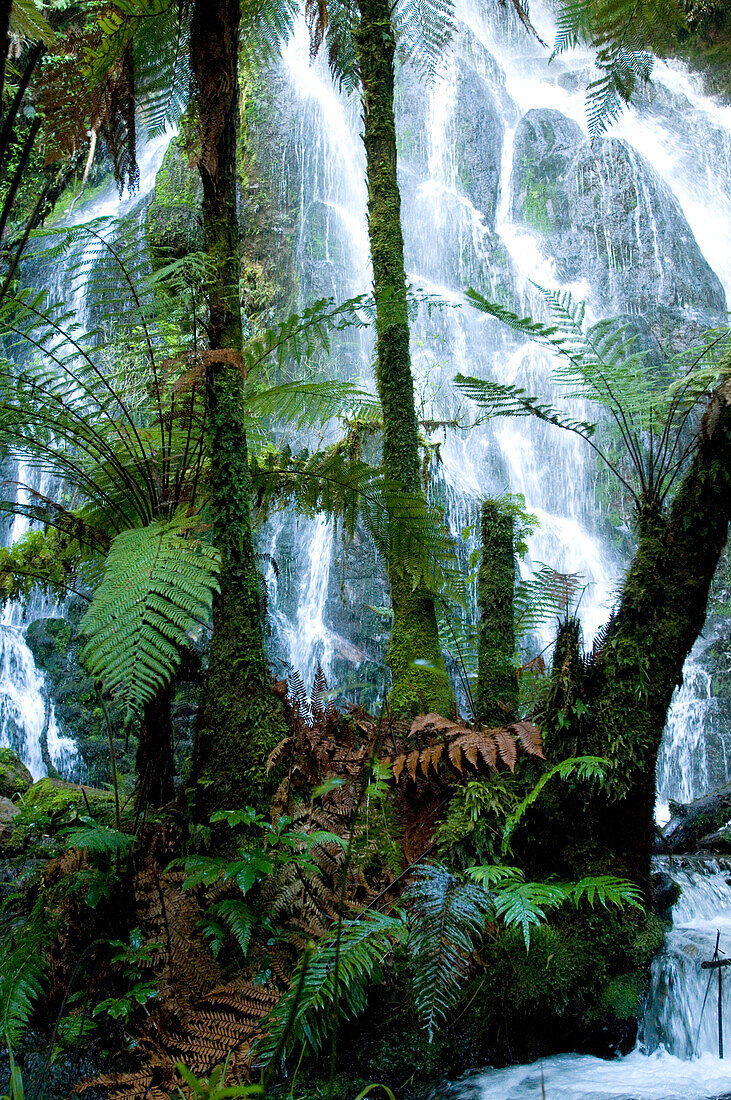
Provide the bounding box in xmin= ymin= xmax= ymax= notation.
xmin=263 ymin=0 xmax=731 ymax=1093
xmin=0 ymin=134 xmax=171 ymax=784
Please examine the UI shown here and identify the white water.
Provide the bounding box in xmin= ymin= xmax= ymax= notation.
xmin=0 ymin=135 xmax=171 ymax=783
xmin=268 ymin=0 xmax=731 ymax=1095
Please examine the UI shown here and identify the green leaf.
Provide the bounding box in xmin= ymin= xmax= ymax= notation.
xmin=80 ymin=512 xmax=221 ymax=721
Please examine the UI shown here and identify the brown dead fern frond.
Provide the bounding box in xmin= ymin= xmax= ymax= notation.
xmin=382 ymin=715 xmax=543 ymax=783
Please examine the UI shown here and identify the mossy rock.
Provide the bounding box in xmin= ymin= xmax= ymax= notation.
xmin=0 ymin=749 xmax=32 ymax=798
xmin=146 ymin=137 xmax=203 ymax=263
xmin=24 ymin=777 xmax=113 ymax=815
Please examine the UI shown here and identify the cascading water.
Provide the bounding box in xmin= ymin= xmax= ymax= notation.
xmin=262 ymin=0 xmax=731 ymax=1093
xmin=0 ymin=134 xmax=171 ymax=785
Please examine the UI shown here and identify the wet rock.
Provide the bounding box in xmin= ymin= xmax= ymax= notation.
xmin=0 ymin=748 xmax=32 ymax=798
xmin=145 ymin=136 xmax=203 ymax=262
xmin=510 ymin=108 xmax=583 ymax=233
xmin=661 ymin=781 xmax=731 ymax=853
xmin=651 ymin=869 xmax=681 ymax=919
xmin=0 ymin=796 xmax=21 ymax=823
xmin=453 ymin=65 xmax=504 ymax=229
xmin=510 ymin=107 xmax=727 ymax=347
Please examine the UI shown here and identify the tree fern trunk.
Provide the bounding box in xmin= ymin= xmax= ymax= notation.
xmin=354 ymin=0 xmax=454 ymax=719
xmin=475 ymin=500 xmax=517 ymax=724
xmin=190 ymin=0 xmax=286 ymax=815
xmin=532 ymin=380 xmax=731 ymax=890
xmin=135 ymin=685 xmax=175 ymax=811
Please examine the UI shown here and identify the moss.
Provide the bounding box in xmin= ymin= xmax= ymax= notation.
xmin=24 ymin=777 xmax=114 ymax=815
xmin=386 ymin=570 xmax=454 ymax=718
xmin=475 ymin=500 xmax=517 ymax=724
xmin=354 ymin=0 xmax=454 ymax=719
xmin=145 ymin=136 xmax=203 ymax=265
xmin=0 ymin=749 xmax=31 ymax=798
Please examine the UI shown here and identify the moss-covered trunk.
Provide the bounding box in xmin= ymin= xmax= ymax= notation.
xmin=475 ymin=500 xmax=517 ymax=724
xmin=190 ymin=0 xmax=285 ymax=815
xmin=354 ymin=0 xmax=453 ymax=718
xmin=536 ymin=380 xmax=731 ymax=890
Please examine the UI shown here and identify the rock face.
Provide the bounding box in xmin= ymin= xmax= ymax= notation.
xmin=510 ymin=107 xmax=726 ymax=345
xmin=145 ymin=136 xmax=203 ymax=262
xmin=453 ymin=66 xmax=504 ymax=230
xmin=0 ymin=749 xmax=32 ymax=798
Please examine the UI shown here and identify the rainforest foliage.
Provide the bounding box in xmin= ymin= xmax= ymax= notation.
xmin=0 ymin=0 xmax=728 ymax=1098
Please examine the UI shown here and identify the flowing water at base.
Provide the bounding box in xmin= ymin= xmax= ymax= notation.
xmin=447 ymin=859 xmax=731 ymax=1098
xmin=447 ymin=1049 xmax=731 ymax=1099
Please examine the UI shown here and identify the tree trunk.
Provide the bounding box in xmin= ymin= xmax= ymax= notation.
xmin=475 ymin=500 xmax=517 ymax=724
xmin=354 ymin=0 xmax=454 ymax=719
xmin=190 ymin=0 xmax=286 ymax=816
xmin=534 ymin=380 xmax=731 ymax=890
xmin=135 ymin=685 xmax=175 ymax=812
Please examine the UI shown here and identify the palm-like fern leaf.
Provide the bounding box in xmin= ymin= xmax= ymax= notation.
xmin=394 ymin=0 xmax=455 ymax=76
xmin=463 ymin=286 xmax=731 ymax=506
xmin=80 ymin=513 xmax=220 ymax=720
xmin=554 ymin=0 xmax=686 ymax=135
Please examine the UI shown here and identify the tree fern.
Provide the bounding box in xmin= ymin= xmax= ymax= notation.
xmin=461 ymin=286 xmax=731 ymax=508
xmin=80 ymin=513 xmax=221 ymax=721
xmin=256 ymin=911 xmax=406 ymax=1065
xmin=403 ymin=864 xmax=493 ymax=1039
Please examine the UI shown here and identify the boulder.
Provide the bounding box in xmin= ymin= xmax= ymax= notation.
xmin=453 ymin=65 xmax=504 ymax=229
xmin=509 ymin=107 xmax=727 ymax=347
xmin=0 ymin=748 xmax=32 ymax=798
xmin=25 ymin=777 xmax=113 ymax=815
xmin=0 ymin=796 xmax=21 ymax=823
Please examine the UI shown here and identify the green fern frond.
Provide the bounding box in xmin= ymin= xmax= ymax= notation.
xmin=502 ymin=756 xmax=608 ymax=854
xmin=257 ymin=911 xmax=406 ymax=1064
xmin=80 ymin=513 xmax=221 ymax=720
xmin=0 ymin=899 xmax=49 ymax=1046
xmin=491 ymin=879 xmax=568 ymax=949
xmin=394 ymin=0 xmax=455 ymax=77
xmin=9 ymin=0 xmax=56 ymax=45
xmin=203 ymin=899 xmax=256 ymax=958
xmin=554 ymin=0 xmax=686 ymax=134
xmin=62 ymin=821 xmax=136 ymax=859
xmin=514 ymin=564 xmax=585 ymax=637
xmin=464 ymin=866 xmax=643 ymax=947
xmin=569 ymin=875 xmax=644 ymax=910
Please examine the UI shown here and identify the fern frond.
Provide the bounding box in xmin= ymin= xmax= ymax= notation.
xmin=403 ymin=864 xmax=492 ymax=1039
xmin=502 ymin=756 xmax=608 ymax=854
xmin=569 ymin=875 xmax=644 ymax=910
xmin=393 ymin=0 xmax=455 ymax=77
xmin=256 ymin=911 xmax=406 ymax=1064
xmin=80 ymin=513 xmax=221 ymax=721
xmin=490 ymin=879 xmax=568 ymax=949
xmin=62 ymin=821 xmax=136 ymax=858
xmin=0 ymin=899 xmax=49 ymax=1045
xmin=204 ymin=900 xmax=256 ymax=959
xmin=553 ymin=0 xmax=686 ymax=134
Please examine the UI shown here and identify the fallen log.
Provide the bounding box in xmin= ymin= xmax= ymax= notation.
xmin=660 ymin=781 xmax=731 ymax=853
